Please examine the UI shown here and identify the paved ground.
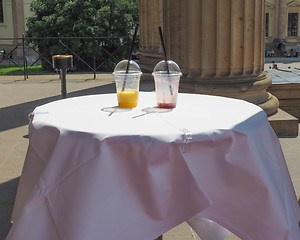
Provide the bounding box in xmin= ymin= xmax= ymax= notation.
xmin=265 ymin=57 xmax=300 ymax=84
xmin=0 ymin=63 xmax=299 ymax=239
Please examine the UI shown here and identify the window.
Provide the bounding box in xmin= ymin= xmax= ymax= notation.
xmin=266 ymin=13 xmax=269 ymax=37
xmin=288 ymin=13 xmax=298 ymax=36
xmin=0 ymin=0 xmax=4 ymax=23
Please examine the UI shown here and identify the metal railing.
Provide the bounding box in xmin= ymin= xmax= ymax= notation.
xmin=0 ymin=34 xmax=136 ymax=80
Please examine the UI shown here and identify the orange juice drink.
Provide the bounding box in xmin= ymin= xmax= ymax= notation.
xmin=117 ymin=90 xmax=139 ymax=108
xmin=113 ymin=60 xmax=142 ymax=108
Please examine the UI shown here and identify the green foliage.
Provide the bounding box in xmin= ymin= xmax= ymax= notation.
xmin=0 ymin=65 xmax=45 ymax=75
xmin=26 ymin=0 xmax=139 ymax=71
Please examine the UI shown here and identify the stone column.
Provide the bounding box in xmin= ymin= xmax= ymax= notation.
xmin=11 ymin=0 xmax=25 ymax=39
xmin=163 ymin=0 xmax=190 ymax=75
xmin=11 ymin=0 xmax=26 ymax=57
xmin=278 ymin=0 xmax=287 ymax=39
xmin=138 ymin=0 xmax=164 ymax=72
xmin=138 ymin=0 xmax=279 ymax=116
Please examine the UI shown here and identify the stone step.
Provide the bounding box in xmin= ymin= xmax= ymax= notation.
xmin=268 ymin=83 xmax=300 ymax=120
xmin=268 ymin=108 xmax=299 ymax=137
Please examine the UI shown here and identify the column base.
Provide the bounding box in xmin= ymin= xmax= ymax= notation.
xmin=137 ymin=51 xmax=163 ymax=73
xmin=180 ymin=72 xmax=279 ymax=116
xmin=258 ymin=93 xmax=279 ymax=116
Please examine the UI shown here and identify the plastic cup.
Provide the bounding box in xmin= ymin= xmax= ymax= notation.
xmin=152 ymin=60 xmax=182 ymax=108
xmin=115 ymin=74 xmax=140 ymax=108
xmin=113 ymin=60 xmax=142 ymax=108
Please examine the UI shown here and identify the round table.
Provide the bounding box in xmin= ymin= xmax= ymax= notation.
xmin=8 ymin=92 xmax=300 ymax=240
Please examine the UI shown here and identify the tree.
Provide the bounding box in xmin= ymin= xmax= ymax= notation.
xmin=26 ymin=0 xmax=139 ymax=71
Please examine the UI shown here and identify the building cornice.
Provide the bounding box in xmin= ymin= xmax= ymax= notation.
xmin=266 ymin=2 xmax=275 ymax=9
xmin=287 ymin=1 xmax=300 ymax=7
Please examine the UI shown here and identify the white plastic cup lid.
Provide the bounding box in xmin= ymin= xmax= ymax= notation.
xmin=152 ymin=60 xmax=182 ymax=76
xmin=113 ymin=60 xmax=142 ymax=75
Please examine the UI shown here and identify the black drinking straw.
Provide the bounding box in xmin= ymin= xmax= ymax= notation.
xmin=158 ymin=26 xmax=170 ymax=74
xmin=158 ymin=26 xmax=173 ymax=95
xmin=122 ymin=24 xmax=139 ymax=91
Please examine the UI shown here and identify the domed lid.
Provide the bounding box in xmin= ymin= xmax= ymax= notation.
xmin=113 ymin=60 xmax=141 ymax=75
xmin=153 ymin=60 xmax=182 ymax=75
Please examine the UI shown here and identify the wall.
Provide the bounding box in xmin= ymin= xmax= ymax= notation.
xmin=0 ymin=0 xmax=14 ymax=45
xmin=266 ymin=0 xmax=300 ymax=43
xmin=23 ymin=0 xmax=33 ymax=31
xmin=0 ymin=0 xmax=33 ymax=57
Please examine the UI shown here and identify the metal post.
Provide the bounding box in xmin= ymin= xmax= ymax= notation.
xmin=53 ymin=55 xmax=73 ymax=99
xmin=60 ymin=68 xmax=67 ymax=99
xmin=22 ymin=34 xmax=27 ymax=80
xmin=93 ymin=54 xmax=96 ymax=79
xmin=58 ymin=33 xmax=61 ymax=54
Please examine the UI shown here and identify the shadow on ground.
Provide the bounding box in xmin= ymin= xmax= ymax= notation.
xmin=0 ymin=81 xmax=155 ymax=132
xmin=0 ymin=81 xmax=155 ymax=239
xmin=0 ymin=177 xmax=20 ymax=240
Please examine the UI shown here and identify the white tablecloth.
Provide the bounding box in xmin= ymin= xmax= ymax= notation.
xmin=7 ymin=92 xmax=300 ymax=240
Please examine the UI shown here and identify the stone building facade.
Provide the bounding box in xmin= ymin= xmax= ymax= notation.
xmin=0 ymin=0 xmax=33 ymax=57
xmin=266 ymin=0 xmax=300 ymax=53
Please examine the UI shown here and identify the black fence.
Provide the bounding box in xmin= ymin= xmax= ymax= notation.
xmin=0 ymin=35 xmax=137 ymax=80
